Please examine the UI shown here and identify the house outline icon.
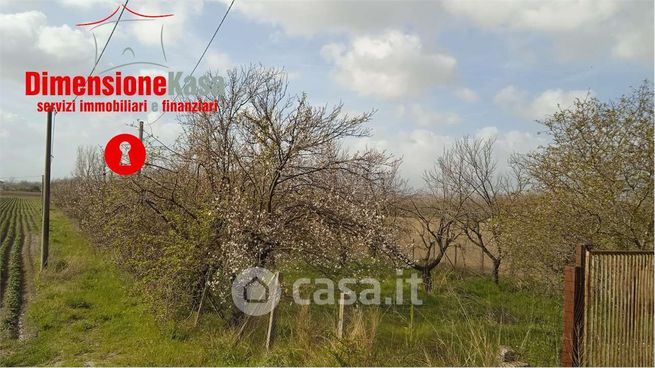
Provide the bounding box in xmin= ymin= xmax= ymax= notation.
xmin=243 ymin=276 xmax=270 ymax=303
xmin=76 ymin=3 xmax=175 ymax=75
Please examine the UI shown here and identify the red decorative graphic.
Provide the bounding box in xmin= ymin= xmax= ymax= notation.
xmin=76 ymin=4 xmax=173 ymax=26
xmin=104 ymin=133 xmax=146 ymax=176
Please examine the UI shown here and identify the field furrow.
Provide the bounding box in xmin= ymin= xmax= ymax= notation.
xmin=0 ymin=197 xmax=39 ymax=338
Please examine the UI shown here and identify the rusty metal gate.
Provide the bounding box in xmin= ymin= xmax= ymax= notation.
xmin=562 ymin=246 xmax=654 ymax=366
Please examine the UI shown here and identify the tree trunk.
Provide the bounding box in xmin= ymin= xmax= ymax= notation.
xmin=255 ymin=246 xmax=272 ymax=267
xmin=422 ymin=268 xmax=433 ymax=292
xmin=492 ymin=258 xmax=501 ymax=284
xmin=227 ymin=272 xmax=246 ymax=327
xmin=339 ymin=245 xmax=348 ymax=268
xmin=228 ymin=303 xmax=246 ymax=327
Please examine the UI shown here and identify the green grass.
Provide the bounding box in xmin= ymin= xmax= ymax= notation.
xmin=0 ymin=210 xmax=220 ymax=366
xmin=256 ymin=267 xmax=562 ymax=366
xmin=0 ymin=208 xmax=563 ymax=366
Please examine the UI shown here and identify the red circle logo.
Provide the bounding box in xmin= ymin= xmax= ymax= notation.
xmin=104 ymin=133 xmax=146 ymax=176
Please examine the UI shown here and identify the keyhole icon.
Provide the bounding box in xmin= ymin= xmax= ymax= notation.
xmin=104 ymin=133 xmax=146 ymax=176
xmin=119 ymin=141 xmax=131 ymax=166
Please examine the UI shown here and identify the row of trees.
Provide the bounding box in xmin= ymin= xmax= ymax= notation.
xmin=55 ymin=67 xmax=402 ymax=317
xmin=506 ymin=83 xmax=653 ymax=285
xmin=53 ymin=67 xmax=653 ymax=315
xmin=398 ymin=82 xmax=653 ymax=289
xmin=394 ymin=137 xmax=527 ymax=289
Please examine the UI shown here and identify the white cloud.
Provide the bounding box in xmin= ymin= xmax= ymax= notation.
xmin=443 ymin=0 xmax=653 ymax=64
xmin=494 ymin=85 xmax=592 ymax=120
xmin=0 ymin=11 xmax=95 ymax=81
xmin=223 ymin=0 xmax=652 ymax=65
xmin=286 ymin=71 xmax=301 ymax=81
xmin=443 ymin=0 xmax=618 ymax=32
xmin=351 ymin=128 xmax=454 ymax=187
xmin=474 ymin=126 xmax=546 ymax=170
xmin=0 ymin=109 xmax=43 ymax=179
xmin=455 ymin=87 xmax=478 ymax=102
xmin=147 ymin=118 xmax=184 ymax=145
xmin=37 ymin=24 xmax=92 ymax=58
xmin=225 ymin=0 xmax=443 ymax=37
xmin=204 ymin=51 xmax=233 ymax=72
xmin=475 ymin=126 xmax=544 ymax=154
xmin=46 ymin=0 xmax=209 ymax=77
xmin=529 ymin=89 xmax=591 ymax=119
xmin=321 ymin=31 xmax=456 ymax=100
xmin=494 ymin=85 xmax=525 ymax=107
xmin=475 ymin=126 xmax=499 ymax=140
xmin=397 ymin=104 xmax=461 ymax=128
xmin=351 ymin=126 xmax=544 ymax=188
xmin=66 ymin=0 xmax=204 ymax=55
xmin=138 ymin=68 xmax=167 ymax=78
xmin=612 ymin=30 xmax=652 ymax=62
xmin=124 ymin=0 xmax=203 ymax=46
xmin=59 ymin=0 xmax=118 ymax=9
xmin=498 ymin=130 xmax=546 ymax=154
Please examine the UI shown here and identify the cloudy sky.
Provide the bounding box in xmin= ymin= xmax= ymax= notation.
xmin=0 ymin=0 xmax=653 ymax=187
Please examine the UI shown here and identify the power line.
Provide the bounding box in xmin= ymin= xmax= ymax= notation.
xmin=185 ymin=0 xmax=236 ymax=85
xmin=148 ymin=0 xmax=236 ymax=126
xmin=72 ymin=0 xmax=129 ymax=104
xmin=58 ymin=1 xmax=127 ymax=164
xmin=51 ymin=109 xmax=57 ymax=159
xmin=89 ymin=0 xmax=129 ymax=77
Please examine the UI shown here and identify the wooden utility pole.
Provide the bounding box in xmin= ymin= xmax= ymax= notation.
xmin=138 ymin=119 xmax=144 ymax=141
xmin=138 ymin=120 xmax=144 ymax=182
xmin=41 ymin=174 xmax=44 ymax=206
xmin=265 ymin=272 xmax=281 ymax=351
xmin=41 ymin=110 xmax=53 ymax=270
xmin=337 ymin=292 xmax=345 ymax=339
